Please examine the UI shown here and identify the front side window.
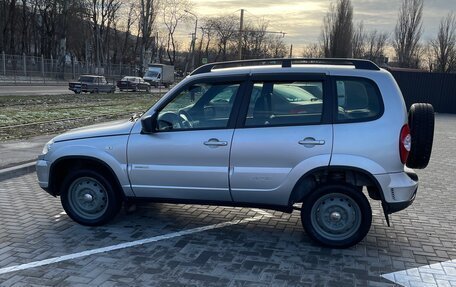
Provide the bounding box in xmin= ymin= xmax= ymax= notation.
xmin=244 ymin=81 xmax=324 ymax=127
xmin=157 ymin=83 xmax=240 ymax=131
xmin=336 ymin=78 xmax=382 ymax=121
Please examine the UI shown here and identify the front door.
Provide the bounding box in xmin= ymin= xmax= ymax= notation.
xmin=128 ymin=79 xmax=244 ymax=201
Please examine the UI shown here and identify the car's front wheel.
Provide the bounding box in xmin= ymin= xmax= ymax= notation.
xmin=60 ymin=169 xmax=122 ymax=226
xmin=301 ymin=184 xmax=372 ymax=248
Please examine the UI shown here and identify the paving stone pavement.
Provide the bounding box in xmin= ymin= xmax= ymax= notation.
xmin=0 ymin=114 xmax=455 ymax=287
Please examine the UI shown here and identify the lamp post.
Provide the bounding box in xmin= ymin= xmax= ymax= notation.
xmin=184 ymin=10 xmax=198 ymax=72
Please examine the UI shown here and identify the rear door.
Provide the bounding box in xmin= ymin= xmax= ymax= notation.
xmin=229 ymin=74 xmax=333 ymax=206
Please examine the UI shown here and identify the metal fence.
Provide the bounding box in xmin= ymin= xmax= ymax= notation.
xmin=0 ymin=52 xmax=140 ymax=85
xmin=391 ymin=71 xmax=456 ymax=114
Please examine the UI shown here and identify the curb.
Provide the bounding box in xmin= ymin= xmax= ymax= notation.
xmin=0 ymin=161 xmax=36 ymax=182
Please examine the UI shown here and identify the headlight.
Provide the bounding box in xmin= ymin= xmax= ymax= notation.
xmin=42 ymin=139 xmax=54 ymax=155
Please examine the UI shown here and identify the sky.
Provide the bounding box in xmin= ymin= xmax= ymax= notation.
xmin=177 ymin=0 xmax=456 ymax=54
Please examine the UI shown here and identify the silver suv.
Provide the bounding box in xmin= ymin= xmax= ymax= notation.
xmin=36 ymin=59 xmax=434 ymax=248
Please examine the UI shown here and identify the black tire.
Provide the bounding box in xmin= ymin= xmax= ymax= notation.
xmin=301 ymin=184 xmax=372 ymax=248
xmin=407 ymin=103 xmax=435 ymax=169
xmin=60 ymin=169 xmax=122 ymax=226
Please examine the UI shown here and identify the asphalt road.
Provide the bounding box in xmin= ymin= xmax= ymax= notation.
xmin=0 ymin=85 xmax=73 ymax=96
xmin=0 ymin=85 xmax=169 ymax=96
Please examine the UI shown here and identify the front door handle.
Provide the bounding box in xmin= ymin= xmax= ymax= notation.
xmin=299 ymin=137 xmax=325 ymax=147
xmin=204 ymin=138 xmax=228 ymax=147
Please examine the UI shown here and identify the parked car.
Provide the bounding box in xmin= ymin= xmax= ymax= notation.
xmin=69 ymin=75 xmax=115 ymax=94
xmin=117 ymin=76 xmax=151 ymax=92
xmin=38 ymin=58 xmax=434 ymax=248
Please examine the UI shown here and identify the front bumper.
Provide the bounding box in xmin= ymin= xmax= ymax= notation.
xmin=375 ymin=168 xmax=419 ymax=214
xmin=144 ymin=79 xmax=159 ymax=85
xmin=69 ymin=87 xmax=81 ymax=93
xmin=36 ymin=159 xmax=52 ymax=195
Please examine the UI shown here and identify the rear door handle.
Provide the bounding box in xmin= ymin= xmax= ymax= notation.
xmin=204 ymin=139 xmax=228 ymax=147
xmin=299 ymin=137 xmax=325 ymax=146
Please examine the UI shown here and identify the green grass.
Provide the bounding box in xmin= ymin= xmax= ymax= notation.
xmin=0 ymin=92 xmax=163 ymax=141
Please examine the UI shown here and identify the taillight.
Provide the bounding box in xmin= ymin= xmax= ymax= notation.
xmin=400 ymin=124 xmax=411 ymax=164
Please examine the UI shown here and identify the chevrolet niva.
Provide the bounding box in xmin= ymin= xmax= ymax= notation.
xmin=37 ymin=58 xmax=434 ymax=248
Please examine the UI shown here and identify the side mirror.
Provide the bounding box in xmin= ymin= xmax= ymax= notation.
xmin=141 ymin=112 xmax=158 ymax=134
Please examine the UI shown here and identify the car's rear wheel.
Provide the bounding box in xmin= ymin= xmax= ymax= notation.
xmin=301 ymin=184 xmax=372 ymax=248
xmin=60 ymin=169 xmax=122 ymax=226
xmin=407 ymin=103 xmax=435 ymax=169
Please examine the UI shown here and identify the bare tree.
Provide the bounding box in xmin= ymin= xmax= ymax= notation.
xmin=422 ymin=43 xmax=435 ymax=72
xmin=352 ymin=21 xmax=366 ymax=58
xmin=87 ymin=0 xmax=122 ymax=69
xmin=205 ymin=15 xmax=238 ymax=61
xmin=162 ymin=0 xmax=190 ymax=65
xmin=1 ymin=0 xmax=17 ymax=53
xmin=321 ymin=0 xmax=353 ymax=58
xmin=242 ymin=21 xmax=268 ymax=59
xmin=393 ymin=0 xmax=423 ymax=68
xmin=196 ymin=23 xmax=213 ymax=65
xmin=265 ymin=34 xmax=287 ymax=58
xmin=302 ymin=43 xmax=323 ymax=58
xmin=365 ymin=30 xmax=388 ymax=63
xmin=431 ymin=13 xmax=456 ymax=73
xmin=139 ymin=0 xmax=159 ymax=73
xmin=117 ymin=2 xmax=138 ymax=64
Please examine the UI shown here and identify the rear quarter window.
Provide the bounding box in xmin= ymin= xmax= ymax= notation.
xmin=336 ymin=77 xmax=383 ymax=122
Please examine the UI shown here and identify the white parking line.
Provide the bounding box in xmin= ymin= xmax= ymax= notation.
xmin=382 ymin=259 xmax=456 ymax=286
xmin=0 ymin=210 xmax=273 ymax=275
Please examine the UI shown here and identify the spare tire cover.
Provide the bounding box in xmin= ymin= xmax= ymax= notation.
xmin=406 ymin=103 xmax=435 ymax=169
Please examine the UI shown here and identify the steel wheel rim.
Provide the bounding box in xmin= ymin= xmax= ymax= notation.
xmin=68 ymin=177 xmax=108 ymax=220
xmin=310 ymin=193 xmax=362 ymax=241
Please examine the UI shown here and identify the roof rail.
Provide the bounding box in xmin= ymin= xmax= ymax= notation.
xmin=190 ymin=58 xmax=380 ymax=75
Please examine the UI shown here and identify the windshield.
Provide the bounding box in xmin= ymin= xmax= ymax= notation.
xmin=145 ymin=71 xmax=159 ymax=78
xmin=78 ymin=76 xmax=95 ymax=83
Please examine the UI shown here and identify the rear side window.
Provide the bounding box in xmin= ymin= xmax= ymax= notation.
xmin=244 ymin=81 xmax=324 ymax=127
xmin=336 ymin=78 xmax=382 ymax=122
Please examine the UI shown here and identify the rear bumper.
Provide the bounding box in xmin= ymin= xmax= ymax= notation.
xmin=375 ymin=168 xmax=418 ymax=214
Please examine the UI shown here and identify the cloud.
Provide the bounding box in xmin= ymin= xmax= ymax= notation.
xmin=187 ymin=0 xmax=456 ymax=50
